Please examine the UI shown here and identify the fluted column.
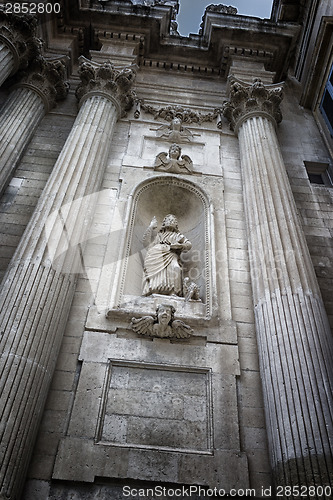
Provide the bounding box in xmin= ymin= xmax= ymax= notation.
xmin=0 ymin=11 xmax=39 ymax=86
xmin=224 ymin=79 xmax=333 ymax=496
xmin=0 ymin=57 xmax=69 ymax=195
xmin=0 ymin=57 xmax=135 ymax=500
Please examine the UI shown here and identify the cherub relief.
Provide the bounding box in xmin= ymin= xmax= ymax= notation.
xmin=156 ymin=117 xmax=193 ymax=143
xmin=154 ymin=144 xmax=193 ymax=174
xmin=131 ymin=304 xmax=193 ymax=339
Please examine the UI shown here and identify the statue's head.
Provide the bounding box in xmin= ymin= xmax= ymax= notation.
xmin=169 ymin=143 xmax=181 ymax=159
xmin=156 ymin=304 xmax=175 ymax=325
xmin=161 ymin=214 xmax=179 ymax=231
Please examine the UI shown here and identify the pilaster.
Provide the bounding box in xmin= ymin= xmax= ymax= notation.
xmin=0 ymin=11 xmax=39 ymax=86
xmin=224 ymin=78 xmax=333 ymax=494
xmin=0 ymin=57 xmax=69 ymax=195
xmin=0 ymin=58 xmax=135 ymax=500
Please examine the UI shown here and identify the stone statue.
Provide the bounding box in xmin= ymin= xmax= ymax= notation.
xmin=142 ymin=214 xmax=192 ymax=296
xmin=154 ymin=144 xmax=193 ymax=174
xmin=131 ymin=304 xmax=193 ymax=339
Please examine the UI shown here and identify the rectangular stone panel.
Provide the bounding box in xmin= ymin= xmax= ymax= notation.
xmin=97 ymin=361 xmax=212 ymax=452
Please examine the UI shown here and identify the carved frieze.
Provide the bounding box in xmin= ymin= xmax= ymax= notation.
xmin=75 ymin=56 xmax=136 ymax=116
xmin=0 ymin=11 xmax=40 ymax=73
xmin=223 ymin=78 xmax=284 ymax=132
xmin=137 ymin=101 xmax=220 ymax=125
xmin=131 ymin=304 xmax=193 ymax=339
xmin=13 ymin=57 xmax=69 ymax=111
xmin=155 ymin=144 xmax=193 ymax=174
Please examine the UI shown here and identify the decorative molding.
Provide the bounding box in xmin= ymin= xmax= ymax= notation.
xmin=222 ymin=77 xmax=284 ymax=132
xmin=13 ymin=57 xmax=69 ymax=111
xmin=0 ymin=11 xmax=41 ymax=74
xmin=220 ymin=45 xmax=274 ymax=76
xmin=75 ymin=56 xmax=136 ymax=117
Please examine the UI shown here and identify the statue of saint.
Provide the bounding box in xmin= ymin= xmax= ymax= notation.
xmin=142 ymin=214 xmax=191 ymax=297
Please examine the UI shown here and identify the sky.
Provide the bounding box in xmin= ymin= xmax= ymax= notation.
xmin=177 ymin=0 xmax=274 ymax=36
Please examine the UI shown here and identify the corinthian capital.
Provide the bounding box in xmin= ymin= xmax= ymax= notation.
xmin=223 ymin=78 xmax=284 ymax=133
xmin=0 ymin=11 xmax=40 ymax=73
xmin=75 ymin=57 xmax=136 ymax=117
xmin=14 ymin=57 xmax=70 ymax=111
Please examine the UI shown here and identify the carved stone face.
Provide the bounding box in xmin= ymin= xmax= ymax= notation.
xmin=157 ymin=305 xmax=172 ymax=325
xmin=169 ymin=144 xmax=181 ymax=160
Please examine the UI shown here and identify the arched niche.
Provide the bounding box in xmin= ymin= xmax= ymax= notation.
xmin=114 ymin=176 xmax=214 ymax=319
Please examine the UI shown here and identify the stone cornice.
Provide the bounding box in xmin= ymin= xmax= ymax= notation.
xmin=13 ymin=57 xmax=70 ymax=111
xmin=222 ymin=77 xmax=284 ymax=133
xmin=75 ymin=57 xmax=136 ymax=117
xmin=0 ymin=11 xmax=41 ymax=74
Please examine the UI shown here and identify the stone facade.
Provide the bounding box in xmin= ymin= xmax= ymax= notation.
xmin=0 ymin=1 xmax=332 ymax=499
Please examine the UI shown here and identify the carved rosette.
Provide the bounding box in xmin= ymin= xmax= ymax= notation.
xmin=75 ymin=57 xmax=136 ymax=117
xmin=0 ymin=11 xmax=40 ymax=73
xmin=13 ymin=57 xmax=69 ymax=111
xmin=223 ymin=78 xmax=284 ymax=133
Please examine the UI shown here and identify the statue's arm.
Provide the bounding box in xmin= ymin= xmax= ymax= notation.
xmin=142 ymin=216 xmax=158 ymax=245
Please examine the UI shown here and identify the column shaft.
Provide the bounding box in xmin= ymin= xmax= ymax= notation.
xmin=0 ymin=87 xmax=45 ymax=193
xmin=0 ymin=42 xmax=16 ymax=85
xmin=0 ymin=94 xmax=118 ymax=500
xmin=238 ymin=115 xmax=333 ymax=493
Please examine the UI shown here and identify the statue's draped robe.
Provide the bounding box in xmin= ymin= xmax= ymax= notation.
xmin=143 ymin=230 xmax=189 ymax=296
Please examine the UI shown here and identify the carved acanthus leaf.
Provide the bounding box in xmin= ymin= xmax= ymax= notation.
xmin=76 ymin=57 xmax=136 ymax=116
xmin=222 ymin=78 xmax=284 ymax=131
xmin=14 ymin=57 xmax=69 ymax=110
xmin=0 ymin=11 xmax=41 ymax=72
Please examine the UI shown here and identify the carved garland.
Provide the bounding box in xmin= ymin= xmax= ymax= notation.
xmin=135 ymin=101 xmax=223 ymax=128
